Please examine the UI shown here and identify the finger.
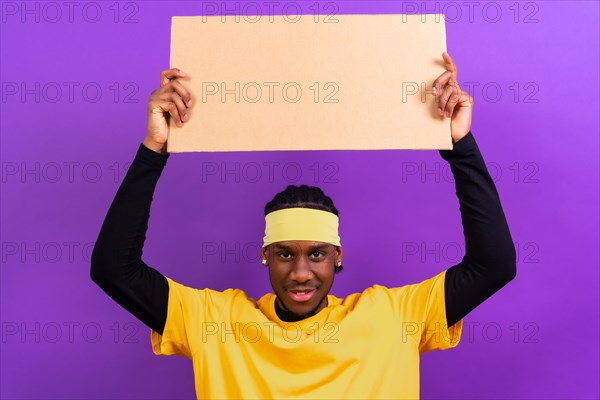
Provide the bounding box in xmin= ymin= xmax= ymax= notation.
xmin=170 ymin=79 xmax=192 ymax=107
xmin=438 ymin=82 xmax=459 ymax=116
xmin=442 ymin=51 xmax=458 ymax=79
xmin=437 ymin=83 xmax=453 ymax=114
xmin=151 ymin=99 xmax=183 ymax=127
xmin=444 ymin=88 xmax=462 ymax=118
xmin=160 ymin=68 xmax=187 ymax=88
xmin=154 ymin=82 xmax=191 ymax=120
xmin=154 ymin=76 xmax=192 ymax=108
xmin=432 ymin=71 xmax=453 ymax=96
xmin=168 ymin=91 xmax=189 ymax=122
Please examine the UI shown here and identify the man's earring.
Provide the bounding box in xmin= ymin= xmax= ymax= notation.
xmin=261 ymin=259 xmax=267 ymax=265
xmin=336 ymin=260 xmax=342 ymax=267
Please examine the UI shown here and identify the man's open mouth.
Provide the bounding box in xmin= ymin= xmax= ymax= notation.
xmin=287 ymin=288 xmax=316 ymax=302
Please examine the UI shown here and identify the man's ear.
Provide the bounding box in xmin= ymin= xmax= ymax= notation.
xmin=261 ymin=246 xmax=269 ymax=266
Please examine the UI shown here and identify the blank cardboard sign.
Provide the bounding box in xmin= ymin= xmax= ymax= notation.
xmin=167 ymin=14 xmax=451 ymax=152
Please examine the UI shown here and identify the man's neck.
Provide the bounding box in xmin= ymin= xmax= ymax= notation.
xmin=274 ymin=296 xmax=328 ymax=322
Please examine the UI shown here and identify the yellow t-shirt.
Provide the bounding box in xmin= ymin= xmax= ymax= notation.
xmin=151 ymin=269 xmax=463 ymax=399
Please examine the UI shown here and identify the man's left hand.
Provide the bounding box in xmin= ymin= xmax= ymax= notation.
xmin=432 ymin=52 xmax=473 ymax=143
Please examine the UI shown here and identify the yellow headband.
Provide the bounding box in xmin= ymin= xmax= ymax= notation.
xmin=262 ymin=208 xmax=341 ymax=248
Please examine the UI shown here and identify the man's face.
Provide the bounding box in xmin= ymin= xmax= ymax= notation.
xmin=261 ymin=241 xmax=342 ymax=320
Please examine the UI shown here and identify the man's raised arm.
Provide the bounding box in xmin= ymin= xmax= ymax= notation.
xmin=439 ymin=131 xmax=517 ymax=328
xmin=90 ymin=143 xmax=170 ymax=335
xmin=430 ymin=52 xmax=516 ymax=328
xmin=90 ymin=68 xmax=193 ymax=335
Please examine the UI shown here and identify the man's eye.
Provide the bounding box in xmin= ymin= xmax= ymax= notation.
xmin=311 ymin=251 xmax=324 ymax=258
xmin=279 ymin=252 xmax=291 ymax=258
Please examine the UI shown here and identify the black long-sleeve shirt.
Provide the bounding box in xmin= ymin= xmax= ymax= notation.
xmin=90 ymin=131 xmax=516 ymax=336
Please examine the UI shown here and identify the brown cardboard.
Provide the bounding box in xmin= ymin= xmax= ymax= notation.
xmin=167 ymin=14 xmax=452 ymax=152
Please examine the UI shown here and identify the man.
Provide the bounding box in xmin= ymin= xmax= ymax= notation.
xmin=91 ymin=52 xmax=516 ymax=399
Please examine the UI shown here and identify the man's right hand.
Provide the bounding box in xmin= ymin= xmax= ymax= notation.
xmin=144 ymin=68 xmax=193 ymax=154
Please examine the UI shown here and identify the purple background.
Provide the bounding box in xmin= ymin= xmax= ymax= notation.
xmin=1 ymin=1 xmax=598 ymax=398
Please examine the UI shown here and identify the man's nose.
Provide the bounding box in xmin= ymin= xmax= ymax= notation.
xmin=289 ymin=256 xmax=313 ymax=282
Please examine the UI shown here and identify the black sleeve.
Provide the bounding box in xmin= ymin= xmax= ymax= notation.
xmin=90 ymin=143 xmax=170 ymax=336
xmin=439 ymin=131 xmax=517 ymax=328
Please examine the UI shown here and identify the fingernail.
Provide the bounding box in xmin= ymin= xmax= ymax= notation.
xmin=438 ymin=108 xmax=442 ymax=115
xmin=432 ymin=86 xmax=437 ymax=94
xmin=187 ymin=99 xmax=192 ymax=107
xmin=178 ymin=69 xmax=186 ymax=76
